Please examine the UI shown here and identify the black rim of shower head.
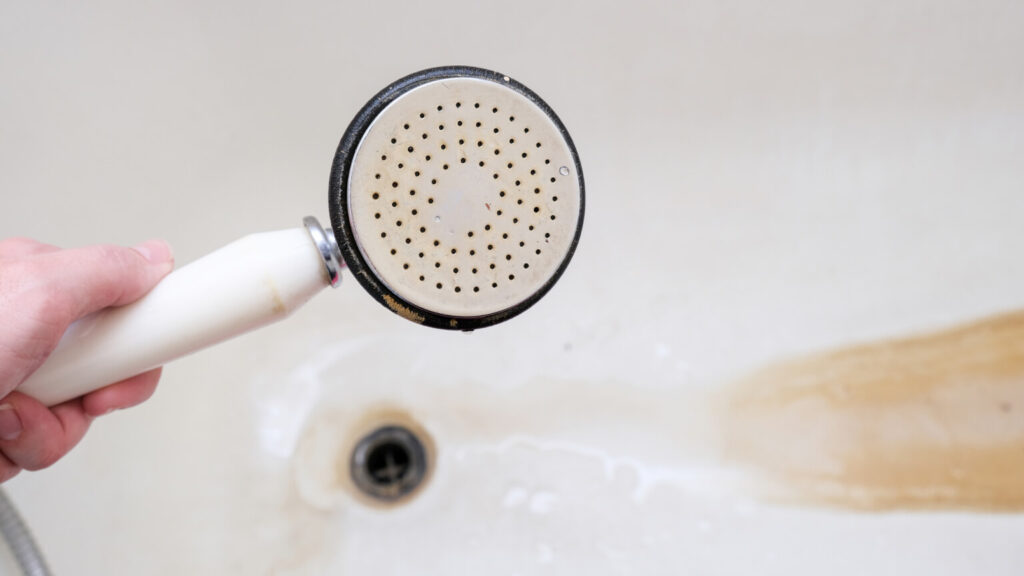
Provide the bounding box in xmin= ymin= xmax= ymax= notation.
xmin=328 ymin=65 xmax=585 ymax=331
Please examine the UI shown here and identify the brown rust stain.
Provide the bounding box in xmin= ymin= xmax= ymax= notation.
xmin=721 ymin=310 xmax=1024 ymax=512
xmin=337 ymin=405 xmax=437 ymax=508
xmin=382 ymin=294 xmax=425 ymax=323
xmin=295 ymin=404 xmax=436 ymax=510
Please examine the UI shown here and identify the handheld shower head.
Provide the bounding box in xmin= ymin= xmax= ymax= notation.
xmin=330 ymin=66 xmax=585 ymax=330
xmin=18 ymin=66 xmax=584 ymax=405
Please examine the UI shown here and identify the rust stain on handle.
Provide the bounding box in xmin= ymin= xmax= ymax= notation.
xmin=721 ymin=310 xmax=1024 ymax=512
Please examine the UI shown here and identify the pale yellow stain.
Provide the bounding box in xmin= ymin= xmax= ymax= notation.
xmin=265 ymin=279 xmax=286 ymax=315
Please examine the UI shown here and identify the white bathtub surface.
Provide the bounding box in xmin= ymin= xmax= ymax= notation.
xmin=2 ymin=1 xmax=1024 ymax=574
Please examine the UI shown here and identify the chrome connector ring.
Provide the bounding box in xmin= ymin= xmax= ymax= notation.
xmin=303 ymin=216 xmax=345 ymax=288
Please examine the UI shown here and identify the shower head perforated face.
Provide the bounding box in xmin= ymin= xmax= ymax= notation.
xmin=330 ymin=66 xmax=584 ymax=330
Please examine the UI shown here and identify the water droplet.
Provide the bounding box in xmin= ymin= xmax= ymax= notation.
xmin=434 ymin=216 xmax=441 ymax=223
xmin=559 ymin=166 xmax=570 ymax=176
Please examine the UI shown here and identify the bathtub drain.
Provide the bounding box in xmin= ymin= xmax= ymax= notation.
xmin=350 ymin=425 xmax=428 ymax=502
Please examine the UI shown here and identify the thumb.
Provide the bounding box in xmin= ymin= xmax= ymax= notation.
xmin=0 ymin=240 xmax=174 ymax=396
xmin=36 ymin=239 xmax=175 ymax=320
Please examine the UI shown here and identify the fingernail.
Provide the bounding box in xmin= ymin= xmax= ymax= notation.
xmin=0 ymin=404 xmax=23 ymax=441
xmin=132 ymin=239 xmax=174 ymax=266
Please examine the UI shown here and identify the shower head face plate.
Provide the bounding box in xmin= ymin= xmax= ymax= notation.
xmin=330 ymin=67 xmax=584 ymax=330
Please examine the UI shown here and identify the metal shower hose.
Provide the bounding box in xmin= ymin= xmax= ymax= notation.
xmin=0 ymin=488 xmax=52 ymax=576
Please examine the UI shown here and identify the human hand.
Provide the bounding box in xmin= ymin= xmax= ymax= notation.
xmin=0 ymin=237 xmax=174 ymax=482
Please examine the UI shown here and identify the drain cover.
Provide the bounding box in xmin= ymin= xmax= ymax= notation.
xmin=350 ymin=425 xmax=428 ymax=502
